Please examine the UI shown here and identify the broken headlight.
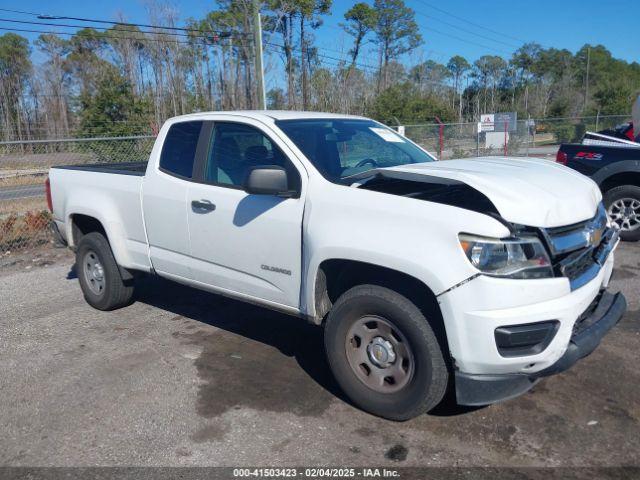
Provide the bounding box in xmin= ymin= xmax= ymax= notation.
xmin=458 ymin=234 xmax=553 ymax=279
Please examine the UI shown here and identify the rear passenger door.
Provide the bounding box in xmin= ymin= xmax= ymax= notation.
xmin=186 ymin=119 xmax=306 ymax=308
xmin=143 ymin=120 xmax=206 ymax=278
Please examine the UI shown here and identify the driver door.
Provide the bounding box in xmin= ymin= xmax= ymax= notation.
xmin=186 ymin=119 xmax=305 ymax=308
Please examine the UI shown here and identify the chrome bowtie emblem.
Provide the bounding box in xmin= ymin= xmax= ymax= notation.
xmin=584 ymin=226 xmax=602 ymax=246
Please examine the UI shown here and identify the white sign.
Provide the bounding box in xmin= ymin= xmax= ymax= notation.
xmin=480 ymin=114 xmax=494 ymax=132
xmin=397 ymin=125 xmax=405 ymax=136
xmin=370 ymin=127 xmax=404 ymax=143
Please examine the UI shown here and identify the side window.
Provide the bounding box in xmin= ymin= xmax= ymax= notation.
xmin=204 ymin=122 xmax=300 ymax=190
xmin=159 ymin=121 xmax=203 ymax=179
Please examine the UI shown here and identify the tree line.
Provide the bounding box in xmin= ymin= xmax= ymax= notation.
xmin=0 ymin=0 xmax=639 ymax=141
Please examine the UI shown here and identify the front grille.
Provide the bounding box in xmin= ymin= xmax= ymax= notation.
xmin=541 ymin=204 xmax=608 ymax=256
xmin=546 ymin=218 xmax=590 ymax=236
xmin=558 ymin=249 xmax=596 ymax=280
xmin=538 ymin=204 xmax=611 ymax=290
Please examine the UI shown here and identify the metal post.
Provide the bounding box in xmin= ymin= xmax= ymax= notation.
xmin=504 ymin=120 xmax=508 ymax=156
xmin=252 ymin=0 xmax=266 ymax=110
xmin=435 ymin=116 xmax=444 ymax=160
xmin=584 ymin=46 xmax=591 ymax=113
xmin=525 ymin=115 xmax=531 ymax=157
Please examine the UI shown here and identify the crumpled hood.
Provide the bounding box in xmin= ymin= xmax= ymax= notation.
xmin=387 ymin=157 xmax=601 ymax=228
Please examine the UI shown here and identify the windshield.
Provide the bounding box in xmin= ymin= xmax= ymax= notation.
xmin=275 ymin=119 xmax=435 ymax=183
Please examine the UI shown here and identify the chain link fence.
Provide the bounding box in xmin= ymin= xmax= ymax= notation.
xmin=0 ymin=115 xmax=633 ymax=255
xmin=0 ymin=136 xmax=155 ymax=254
xmin=402 ymin=115 xmax=630 ymax=159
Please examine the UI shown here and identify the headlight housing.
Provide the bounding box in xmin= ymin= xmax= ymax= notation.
xmin=458 ymin=233 xmax=553 ymax=279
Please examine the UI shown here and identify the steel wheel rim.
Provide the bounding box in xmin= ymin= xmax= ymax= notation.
xmin=608 ymin=198 xmax=640 ymax=231
xmin=83 ymin=250 xmax=105 ymax=296
xmin=345 ymin=315 xmax=415 ymax=393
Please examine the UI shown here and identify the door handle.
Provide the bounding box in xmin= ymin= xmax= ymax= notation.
xmin=191 ymin=199 xmax=216 ymax=212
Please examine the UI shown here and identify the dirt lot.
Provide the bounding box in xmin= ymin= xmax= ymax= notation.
xmin=0 ymin=243 xmax=638 ymax=469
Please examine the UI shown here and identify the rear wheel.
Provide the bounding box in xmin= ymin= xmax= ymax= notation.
xmin=604 ymin=185 xmax=640 ymax=241
xmin=76 ymin=232 xmax=135 ymax=310
xmin=324 ymin=284 xmax=449 ymax=421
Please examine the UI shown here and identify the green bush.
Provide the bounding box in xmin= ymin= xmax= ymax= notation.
xmin=573 ymin=123 xmax=586 ymax=142
xmin=551 ymin=124 xmax=574 ymax=143
xmin=550 ymin=123 xmax=587 ymax=144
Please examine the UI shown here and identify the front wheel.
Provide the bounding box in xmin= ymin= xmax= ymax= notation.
xmin=76 ymin=232 xmax=135 ymax=310
xmin=324 ymin=285 xmax=449 ymax=421
xmin=604 ymin=185 xmax=640 ymax=241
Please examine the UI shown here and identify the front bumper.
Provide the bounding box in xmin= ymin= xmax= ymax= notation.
xmin=455 ymin=290 xmax=626 ymax=405
xmin=437 ymin=223 xmax=624 ymax=406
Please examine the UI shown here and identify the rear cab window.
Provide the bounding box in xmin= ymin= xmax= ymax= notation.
xmin=159 ymin=121 xmax=204 ymax=179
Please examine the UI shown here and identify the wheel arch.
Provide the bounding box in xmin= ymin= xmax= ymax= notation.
xmin=311 ymin=258 xmax=450 ymax=360
xmin=600 ymin=171 xmax=640 ymax=192
xmin=70 ymin=213 xmax=107 ymax=247
xmin=66 ymin=211 xmax=135 ymax=278
xmin=592 ymin=161 xmax=640 ymax=190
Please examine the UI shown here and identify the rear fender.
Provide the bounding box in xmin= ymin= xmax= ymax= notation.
xmin=592 ymin=160 xmax=640 ymax=186
xmin=64 ymin=194 xmax=136 ymax=270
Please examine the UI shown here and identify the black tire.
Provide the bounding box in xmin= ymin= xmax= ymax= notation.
xmin=603 ymin=185 xmax=640 ymax=241
xmin=76 ymin=231 xmax=135 ymax=310
xmin=324 ymin=284 xmax=449 ymax=421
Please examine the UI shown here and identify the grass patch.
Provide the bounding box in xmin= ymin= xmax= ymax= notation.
xmin=0 ymin=174 xmax=47 ymax=188
xmin=0 ymin=197 xmax=48 ymax=216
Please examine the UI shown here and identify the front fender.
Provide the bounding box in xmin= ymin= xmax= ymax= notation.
xmin=300 ymin=180 xmax=510 ymax=319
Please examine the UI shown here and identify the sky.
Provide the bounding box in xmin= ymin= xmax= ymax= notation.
xmin=1 ymin=0 xmax=638 ymax=92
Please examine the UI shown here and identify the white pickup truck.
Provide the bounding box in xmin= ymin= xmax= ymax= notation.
xmin=47 ymin=111 xmax=626 ymax=420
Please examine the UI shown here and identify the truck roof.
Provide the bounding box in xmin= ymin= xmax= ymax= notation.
xmin=169 ymin=110 xmax=368 ymax=123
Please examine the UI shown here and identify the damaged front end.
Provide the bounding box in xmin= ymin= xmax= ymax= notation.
xmin=353 ymin=169 xmax=618 ymax=289
xmin=358 ymin=176 xmax=500 ymax=217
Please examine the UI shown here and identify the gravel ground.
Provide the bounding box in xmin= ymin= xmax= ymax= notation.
xmin=0 ymin=243 xmax=638 ymax=468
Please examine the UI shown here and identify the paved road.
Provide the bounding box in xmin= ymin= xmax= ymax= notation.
xmin=0 ymin=184 xmax=44 ymax=201
xmin=0 ymin=244 xmax=639 ymax=467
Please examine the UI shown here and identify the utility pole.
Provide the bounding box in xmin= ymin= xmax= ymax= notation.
xmin=252 ymin=0 xmax=266 ymax=110
xmin=584 ymin=46 xmax=591 ymax=113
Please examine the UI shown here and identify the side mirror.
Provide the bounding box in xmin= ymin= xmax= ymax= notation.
xmin=244 ymin=165 xmax=294 ymax=197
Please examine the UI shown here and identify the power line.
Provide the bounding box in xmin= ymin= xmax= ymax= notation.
xmin=0 ymin=8 xmax=43 ymax=16
xmin=0 ymin=24 xmax=375 ymax=75
xmin=412 ymin=10 xmax=520 ymax=49
xmin=0 ymin=14 xmax=457 ymax=88
xmin=0 ymin=14 xmax=376 ymax=65
xmin=413 ymin=0 xmax=528 ymax=45
xmin=0 ymin=15 xmax=380 ymax=74
xmin=0 ymin=22 xmax=367 ymax=71
xmin=0 ymin=17 xmax=241 ymax=42
xmin=0 ymin=26 xmax=243 ymax=47
xmin=0 ymin=16 xmax=373 ymax=59
xmin=0 ymin=7 xmax=250 ymax=37
xmin=420 ymin=25 xmax=512 ymax=56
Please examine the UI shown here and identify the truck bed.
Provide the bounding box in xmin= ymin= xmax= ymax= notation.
xmin=52 ymin=161 xmax=147 ymax=176
xmin=49 ymin=162 xmax=150 ymax=271
xmin=558 ymin=142 xmax=640 ymax=178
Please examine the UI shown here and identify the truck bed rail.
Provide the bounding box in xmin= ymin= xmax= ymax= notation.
xmin=51 ymin=161 xmax=147 ymax=176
